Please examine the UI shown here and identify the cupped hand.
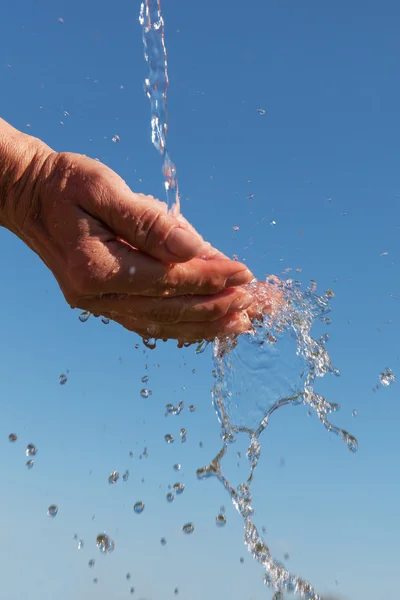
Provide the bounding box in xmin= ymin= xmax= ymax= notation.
xmin=12 ymin=148 xmax=255 ymax=342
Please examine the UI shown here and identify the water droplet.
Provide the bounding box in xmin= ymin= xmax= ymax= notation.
xmin=284 ymin=552 xmax=290 ymax=560
xmin=240 ymin=557 xmax=244 ymax=564
xmin=180 ymin=428 xmax=187 ymax=443
xmin=59 ymin=373 xmax=68 ymax=385
xmin=141 ymin=375 xmax=149 ymax=383
xmin=182 ymin=523 xmax=194 ymax=534
xmin=248 ymin=193 xmax=254 ymax=200
xmin=216 ymin=513 xmax=226 ymax=527
xmin=160 ymin=537 xmax=167 ymax=546
xmin=379 ymin=368 xmax=396 ymax=387
xmin=257 ymin=108 xmax=266 ymax=115
xmin=166 ymin=492 xmax=174 ymax=502
xmin=164 ymin=434 xmax=174 ymax=443
xmin=352 ymin=410 xmax=358 ymax=417
xmin=174 ymin=588 xmax=179 ymax=595
xmin=273 ymin=592 xmax=284 ymax=600
xmin=88 ymin=559 xmax=95 ymax=568
xmin=112 ymin=134 xmax=120 ymax=143
xmin=188 ymin=405 xmax=196 ymax=412
xmin=93 ymin=578 xmax=98 ymax=584
xmin=26 ymin=460 xmax=34 ymax=469
xmin=173 ymin=463 xmax=181 ymax=471
xmin=173 ymin=482 xmax=185 ymax=495
xmin=96 ymin=533 xmax=115 ymax=554
xmin=133 ymin=501 xmax=145 ymax=514
xmin=130 ymin=587 xmax=135 ymax=594
xmin=79 ymin=311 xmax=90 ymax=323
xmin=78 ymin=540 xmax=84 ymax=550
xmin=140 ymin=389 xmax=149 ymax=398
xmin=270 ymin=220 xmax=277 ymax=226
xmin=143 ymin=337 xmax=157 ymax=350
xmin=26 ymin=444 xmax=37 ymax=457
xmin=47 ymin=505 xmax=58 ymax=517
xmin=126 ymin=573 xmax=131 ymax=580
xmin=122 ymin=470 xmax=129 ymax=482
xmin=108 ymin=470 xmax=119 ymax=485
xmin=233 ymin=225 xmax=240 ymax=231
xmin=101 ymin=317 xmax=110 ymax=325
xmin=380 ymin=251 xmax=389 ymax=256
xmin=8 ymin=433 xmax=17 ymax=442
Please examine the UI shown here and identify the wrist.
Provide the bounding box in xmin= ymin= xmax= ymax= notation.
xmin=0 ymin=119 xmax=52 ymax=235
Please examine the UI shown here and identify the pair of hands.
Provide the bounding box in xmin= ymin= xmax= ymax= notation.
xmin=1 ymin=123 xmax=277 ymax=343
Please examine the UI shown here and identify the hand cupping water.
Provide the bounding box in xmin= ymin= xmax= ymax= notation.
xmin=0 ymin=119 xmax=282 ymax=342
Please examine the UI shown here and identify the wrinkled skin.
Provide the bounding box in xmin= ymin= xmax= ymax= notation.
xmin=1 ymin=122 xmax=279 ymax=343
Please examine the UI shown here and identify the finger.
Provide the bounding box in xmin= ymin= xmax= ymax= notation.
xmin=244 ymin=280 xmax=283 ymax=320
xmin=80 ymin=287 xmax=253 ymax=324
xmin=114 ymin=311 xmax=252 ymax=342
xmin=80 ymin=239 xmax=253 ymax=296
xmin=79 ymin=163 xmax=205 ymax=263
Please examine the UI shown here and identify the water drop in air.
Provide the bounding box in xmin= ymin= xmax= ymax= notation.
xmin=161 ymin=537 xmax=167 ymax=546
xmin=182 ymin=523 xmax=194 ymax=534
xmin=8 ymin=433 xmax=17 ymax=442
xmin=26 ymin=460 xmax=34 ymax=469
xmin=47 ymin=505 xmax=58 ymax=517
xmin=352 ymin=410 xmax=358 ymax=417
xmin=79 ymin=311 xmax=90 ymax=323
xmin=188 ymin=404 xmax=196 ymax=412
xmin=180 ymin=428 xmax=187 ymax=443
xmin=173 ymin=463 xmax=181 ymax=471
xmin=112 ymin=134 xmax=120 ymax=143
xmin=88 ymin=559 xmax=95 ymax=568
xmin=78 ymin=540 xmax=84 ymax=550
xmin=26 ymin=444 xmax=37 ymax=457
xmin=59 ymin=373 xmax=67 ymax=385
xmin=126 ymin=573 xmax=131 ymax=580
xmin=140 ymin=389 xmax=149 ymax=398
xmin=108 ymin=470 xmax=119 ymax=485
xmin=134 ymin=502 xmax=145 ymax=514
xmin=173 ymin=482 xmax=185 ymax=495
xmin=216 ymin=513 xmax=227 ymax=527
xmin=164 ymin=434 xmax=174 ymax=443
xmin=96 ymin=533 xmax=115 ymax=554
xmin=141 ymin=375 xmax=149 ymax=383
xmin=122 ymin=470 xmax=129 ymax=482
xmin=257 ymin=108 xmax=266 ymax=115
xmin=166 ymin=492 xmax=174 ymax=502
xmin=379 ymin=368 xmax=396 ymax=387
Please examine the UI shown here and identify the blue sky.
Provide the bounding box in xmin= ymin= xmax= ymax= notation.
xmin=1 ymin=0 xmax=399 ymax=598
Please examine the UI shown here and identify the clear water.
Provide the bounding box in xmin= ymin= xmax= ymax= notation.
xmin=139 ymin=0 xmax=180 ymax=215
xmin=140 ymin=3 xmax=358 ymax=599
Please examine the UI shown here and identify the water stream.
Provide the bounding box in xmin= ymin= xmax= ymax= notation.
xmin=139 ymin=4 xmax=357 ymax=598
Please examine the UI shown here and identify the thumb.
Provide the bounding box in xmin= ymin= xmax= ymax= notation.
xmin=101 ymin=187 xmax=204 ymax=263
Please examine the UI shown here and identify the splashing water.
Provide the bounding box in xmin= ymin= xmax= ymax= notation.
xmin=139 ymin=4 xmax=357 ymax=598
xmin=139 ymin=0 xmax=179 ymax=214
xmin=196 ymin=278 xmax=357 ymax=599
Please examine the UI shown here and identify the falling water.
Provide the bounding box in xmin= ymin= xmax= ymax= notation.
xmin=139 ymin=0 xmax=180 ymax=215
xmin=139 ymin=4 xmax=357 ymax=598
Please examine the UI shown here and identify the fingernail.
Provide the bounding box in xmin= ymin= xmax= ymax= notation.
xmin=226 ymin=269 xmax=253 ymax=287
xmin=229 ymin=293 xmax=253 ymax=311
xmin=165 ymin=227 xmax=201 ymax=258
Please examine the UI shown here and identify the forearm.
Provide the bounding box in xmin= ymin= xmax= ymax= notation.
xmin=0 ymin=118 xmax=51 ymax=233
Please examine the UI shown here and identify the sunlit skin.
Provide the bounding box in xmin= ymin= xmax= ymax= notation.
xmin=0 ymin=118 xmax=281 ymax=343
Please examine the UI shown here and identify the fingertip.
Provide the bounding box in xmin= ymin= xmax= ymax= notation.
xmin=164 ymin=226 xmax=203 ymax=262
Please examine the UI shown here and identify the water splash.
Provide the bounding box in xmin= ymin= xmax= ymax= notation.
xmin=139 ymin=0 xmax=179 ymax=215
xmin=196 ymin=278 xmax=357 ymax=599
xmin=138 ymin=5 xmax=356 ymax=597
